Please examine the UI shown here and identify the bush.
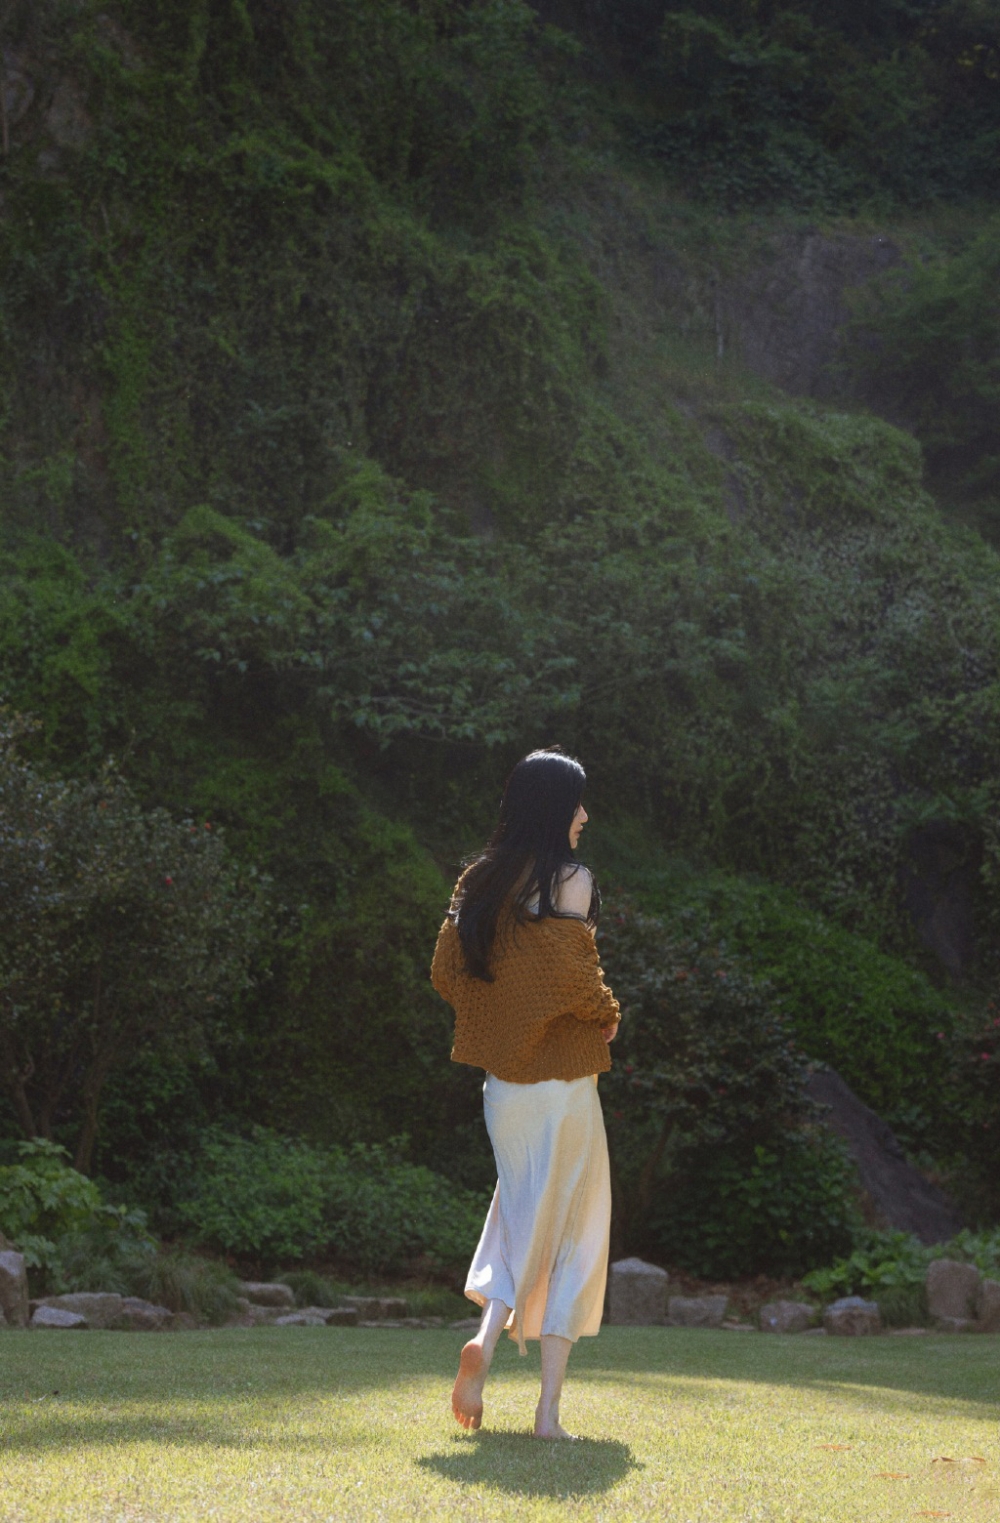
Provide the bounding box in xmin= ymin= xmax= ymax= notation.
xmin=801 ymin=1226 xmax=1000 ymax=1318
xmin=597 ymin=899 xmax=862 ymax=1276
xmin=616 ymin=866 xmax=958 ymax=1145
xmin=177 ymin=1127 xmax=488 ymax=1277
xmin=0 ymin=1139 xmax=152 ymax=1278
xmin=645 ymin=1133 xmax=861 ymax=1281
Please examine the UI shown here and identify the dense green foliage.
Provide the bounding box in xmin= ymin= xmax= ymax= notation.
xmin=598 ymin=901 xmax=860 ymax=1276
xmin=612 ymin=866 xmax=957 ymax=1140
xmin=0 ymin=715 xmax=264 ymax=1171
xmin=0 ymin=0 xmax=998 ymax=1265
xmin=845 ymin=217 xmax=1000 ymax=536
xmin=174 ymin=1127 xmax=488 ymax=1277
xmin=590 ymin=0 xmax=1000 ymax=209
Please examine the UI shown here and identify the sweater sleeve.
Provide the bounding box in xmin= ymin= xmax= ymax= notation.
xmin=548 ymin=920 xmax=620 ymax=1027
xmin=430 ymin=917 xmax=460 ymax=1006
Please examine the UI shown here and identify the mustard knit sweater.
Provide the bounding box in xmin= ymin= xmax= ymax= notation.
xmin=430 ymin=907 xmax=620 ymax=1083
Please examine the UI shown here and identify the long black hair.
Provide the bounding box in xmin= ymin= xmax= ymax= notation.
xmin=453 ymin=747 xmax=600 ymax=981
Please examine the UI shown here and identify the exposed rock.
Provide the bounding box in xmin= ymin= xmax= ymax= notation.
xmin=45 ymin=78 xmax=91 ymax=149
xmin=338 ymin=1295 xmax=381 ymax=1319
xmin=378 ymin=1297 xmax=408 ymax=1319
xmin=32 ymin=1305 xmax=88 ymax=1330
xmin=721 ymin=1320 xmax=756 ymax=1331
xmin=450 ymin=1316 xmax=481 ymax=1332
xmin=1 ymin=49 xmax=35 ymax=133
xmin=115 ymin=1297 xmax=174 ymax=1331
xmin=719 ymin=230 xmax=901 ymax=401
xmin=823 ymin=1296 xmax=882 ymax=1336
xmin=759 ymin=1300 xmax=814 ymax=1334
xmin=667 ymin=1294 xmax=728 ymax=1329
xmin=0 ymin=1249 xmax=30 ymax=1328
xmin=325 ymin=1306 xmax=358 ymax=1327
xmin=926 ymin=1259 xmax=980 ymax=1322
xmin=807 ymin=1069 xmax=964 ymax=1244
xmin=237 ymin=1282 xmax=295 ymax=1309
xmin=607 ymin=1257 xmax=669 ymax=1325
xmin=274 ymin=1311 xmax=327 ymax=1326
xmin=38 ymin=1293 xmax=123 ymax=1329
xmin=975 ymin=1277 xmax=1000 ymax=1333
xmin=935 ymin=1316 xmax=975 ymax=1333
xmin=889 ymin=1327 xmax=930 ymax=1336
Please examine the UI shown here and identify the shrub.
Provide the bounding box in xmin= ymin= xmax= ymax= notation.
xmin=177 ymin=1127 xmax=488 ymax=1277
xmin=618 ymin=866 xmax=958 ymax=1144
xmin=598 ymin=899 xmax=862 ymax=1276
xmin=645 ymin=1133 xmax=861 ymax=1281
xmin=801 ymin=1226 xmax=1000 ymax=1318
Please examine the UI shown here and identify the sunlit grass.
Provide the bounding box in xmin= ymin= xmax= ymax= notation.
xmin=0 ymin=1327 xmax=995 ymax=1521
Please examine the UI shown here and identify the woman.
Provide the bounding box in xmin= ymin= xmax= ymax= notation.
xmin=431 ymin=747 xmax=619 ymax=1440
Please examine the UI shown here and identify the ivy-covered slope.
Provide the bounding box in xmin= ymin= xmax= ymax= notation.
xmin=1 ymin=1 xmax=999 ymax=1212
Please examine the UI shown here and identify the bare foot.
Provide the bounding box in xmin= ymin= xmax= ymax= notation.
xmin=452 ymin=1341 xmax=486 ymax=1430
xmin=533 ymin=1420 xmax=578 ymax=1441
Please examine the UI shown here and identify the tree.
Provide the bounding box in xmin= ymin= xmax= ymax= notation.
xmin=0 ymin=713 xmax=266 ymax=1172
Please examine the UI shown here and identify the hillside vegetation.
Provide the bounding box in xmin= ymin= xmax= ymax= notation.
xmin=1 ymin=0 xmax=998 ymax=1268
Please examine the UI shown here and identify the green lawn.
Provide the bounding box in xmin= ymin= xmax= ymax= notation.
xmin=0 ymin=1327 xmax=996 ymax=1522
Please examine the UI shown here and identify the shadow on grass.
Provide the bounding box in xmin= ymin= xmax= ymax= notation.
xmin=416 ymin=1431 xmax=639 ymax=1498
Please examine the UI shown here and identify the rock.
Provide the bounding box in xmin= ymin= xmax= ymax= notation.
xmin=38 ymin=1293 xmax=123 ymax=1330
xmin=822 ymin=1296 xmax=882 ymax=1336
xmin=721 ymin=1320 xmax=756 ymax=1331
xmin=0 ymin=1249 xmax=30 ymax=1328
xmin=975 ymin=1277 xmax=1000 ymax=1333
xmin=1 ymin=51 xmax=35 ymax=132
xmin=237 ymin=1282 xmax=295 ymax=1309
xmin=338 ymin=1295 xmax=381 ymax=1319
xmin=115 ymin=1297 xmax=174 ymax=1331
xmin=806 ymin=1070 xmax=964 ymax=1244
xmin=926 ymin=1259 xmax=980 ymax=1322
xmin=607 ymin=1257 xmax=669 ymax=1325
xmin=759 ymin=1300 xmax=814 ymax=1334
xmin=935 ymin=1316 xmax=975 ymax=1333
xmin=323 ymin=1306 xmax=358 ymax=1327
xmin=31 ymin=1305 xmax=88 ymax=1330
xmin=450 ymin=1317 xmax=481 ymax=1332
xmin=274 ymin=1311 xmax=327 ymax=1326
xmin=889 ymin=1327 xmax=929 ymax=1336
xmin=667 ymin=1295 xmax=729 ymax=1329
xmin=246 ymin=1304 xmax=291 ymax=1325
xmin=378 ymin=1297 xmax=408 ymax=1319
xmin=45 ymin=78 xmax=92 ymax=149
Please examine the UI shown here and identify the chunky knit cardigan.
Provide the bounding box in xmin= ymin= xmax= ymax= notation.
xmin=430 ymin=908 xmax=620 ymax=1083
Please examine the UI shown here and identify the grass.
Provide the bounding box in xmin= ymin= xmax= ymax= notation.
xmin=0 ymin=1327 xmax=995 ymax=1522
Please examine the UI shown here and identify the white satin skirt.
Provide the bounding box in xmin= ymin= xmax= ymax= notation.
xmin=465 ymin=1072 xmax=611 ymax=1354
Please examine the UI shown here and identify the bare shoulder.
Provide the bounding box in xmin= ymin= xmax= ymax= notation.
xmin=553 ymin=863 xmax=594 ymax=919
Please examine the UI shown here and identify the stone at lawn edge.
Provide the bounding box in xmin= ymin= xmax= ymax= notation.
xmin=926 ymin=1259 xmax=980 ymax=1321
xmin=32 ymin=1305 xmax=88 ymax=1329
xmin=975 ymin=1277 xmax=1000 ymax=1332
xmin=822 ymin=1296 xmax=882 ymax=1336
xmin=0 ymin=1250 xmax=30 ymax=1327
xmin=378 ymin=1297 xmax=408 ymax=1319
xmin=39 ymin=1293 xmax=124 ymax=1329
xmin=667 ymin=1295 xmax=729 ymax=1329
xmin=935 ymin=1316 xmax=975 ymax=1333
xmin=759 ymin=1300 xmax=814 ymax=1334
xmin=324 ymin=1307 xmax=358 ymax=1326
xmin=275 ymin=1311 xmax=328 ymax=1326
xmin=607 ymin=1258 xmax=669 ymax=1325
xmin=237 ymin=1282 xmax=295 ymax=1309
xmin=338 ymin=1295 xmax=381 ymax=1319
xmin=115 ymin=1297 xmax=174 ymax=1331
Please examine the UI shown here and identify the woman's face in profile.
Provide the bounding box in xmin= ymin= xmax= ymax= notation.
xmin=569 ymin=802 xmax=588 ymax=850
